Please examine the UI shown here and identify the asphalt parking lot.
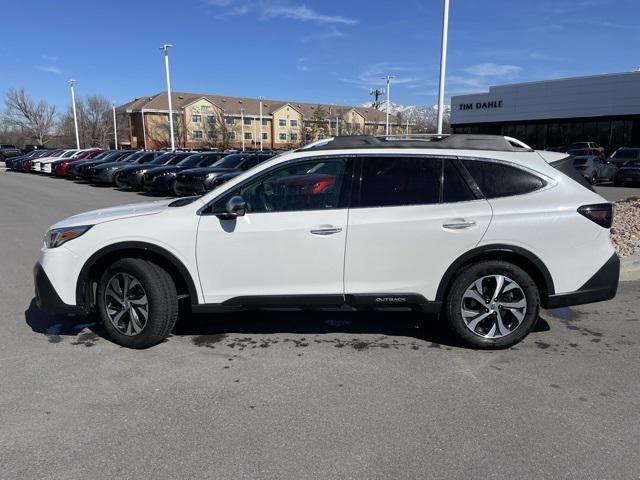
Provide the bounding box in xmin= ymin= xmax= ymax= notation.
xmin=1 ymin=170 xmax=639 ymax=480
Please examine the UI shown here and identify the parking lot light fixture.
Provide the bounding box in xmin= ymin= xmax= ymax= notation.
xmin=436 ymin=0 xmax=450 ymax=135
xmin=240 ymin=108 xmax=245 ymax=152
xmin=259 ymin=97 xmax=263 ymax=152
xmin=160 ymin=44 xmax=175 ymax=151
xmin=382 ymin=75 xmax=394 ymax=135
xmin=68 ymin=79 xmax=80 ymax=149
xmin=112 ymin=102 xmax=118 ymax=149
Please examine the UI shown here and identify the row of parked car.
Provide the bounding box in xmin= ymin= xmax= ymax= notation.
xmin=5 ymin=147 xmax=278 ymax=195
xmin=571 ymin=147 xmax=640 ymax=186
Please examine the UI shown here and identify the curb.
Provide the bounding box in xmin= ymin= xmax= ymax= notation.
xmin=620 ymin=253 xmax=640 ymax=282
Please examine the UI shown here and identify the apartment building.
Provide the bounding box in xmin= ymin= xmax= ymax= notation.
xmin=118 ymin=91 xmax=404 ymax=150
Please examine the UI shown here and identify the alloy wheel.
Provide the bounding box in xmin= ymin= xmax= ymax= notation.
xmin=103 ymin=272 xmax=149 ymax=336
xmin=460 ymin=275 xmax=527 ymax=339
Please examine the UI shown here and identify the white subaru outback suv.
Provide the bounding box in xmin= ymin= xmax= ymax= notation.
xmin=34 ymin=135 xmax=619 ymax=349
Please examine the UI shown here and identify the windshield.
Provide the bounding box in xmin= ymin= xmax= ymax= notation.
xmin=177 ymin=154 xmax=206 ymax=167
xmin=612 ymin=149 xmax=640 ymax=160
xmin=62 ymin=150 xmax=77 ymax=158
xmin=149 ymin=152 xmax=176 ymax=165
xmin=210 ymin=154 xmax=246 ymax=169
xmin=120 ymin=152 xmax=143 ymax=162
xmin=91 ymin=151 xmax=111 ymax=160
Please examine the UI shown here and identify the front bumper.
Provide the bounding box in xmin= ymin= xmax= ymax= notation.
xmin=34 ymin=262 xmax=86 ymax=314
xmin=90 ymin=170 xmax=116 ymax=184
xmin=143 ymin=174 xmax=174 ymax=192
xmin=124 ymin=171 xmax=145 ymax=189
xmin=545 ymin=253 xmax=620 ymax=309
xmin=175 ymin=178 xmax=208 ymax=195
xmin=615 ymin=172 xmax=640 ymax=183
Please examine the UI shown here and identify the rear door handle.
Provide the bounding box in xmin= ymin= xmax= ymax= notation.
xmin=442 ymin=220 xmax=477 ymax=230
xmin=310 ymin=225 xmax=343 ymax=235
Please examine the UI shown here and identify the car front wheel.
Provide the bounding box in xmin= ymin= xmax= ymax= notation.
xmin=445 ymin=260 xmax=540 ymax=349
xmin=97 ymin=258 xmax=178 ymax=348
xmin=114 ymin=172 xmax=127 ymax=189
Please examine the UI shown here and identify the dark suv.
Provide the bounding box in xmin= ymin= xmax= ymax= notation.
xmin=174 ymin=152 xmax=276 ymax=195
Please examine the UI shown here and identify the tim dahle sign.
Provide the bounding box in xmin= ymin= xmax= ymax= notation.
xmin=459 ymin=100 xmax=503 ymax=111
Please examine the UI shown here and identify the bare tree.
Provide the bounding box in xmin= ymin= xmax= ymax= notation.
xmin=3 ymin=88 xmax=56 ymax=145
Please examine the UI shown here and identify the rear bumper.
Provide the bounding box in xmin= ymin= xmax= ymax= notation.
xmin=33 ymin=262 xmax=86 ymax=314
xmin=545 ymin=253 xmax=619 ymax=309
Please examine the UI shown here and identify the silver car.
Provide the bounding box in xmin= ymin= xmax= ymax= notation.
xmin=572 ymin=156 xmax=617 ymax=184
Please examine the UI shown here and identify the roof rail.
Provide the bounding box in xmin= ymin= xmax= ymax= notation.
xmin=299 ymin=134 xmax=533 ymax=152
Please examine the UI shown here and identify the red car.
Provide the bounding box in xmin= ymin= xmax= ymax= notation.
xmin=53 ymin=150 xmax=105 ymax=176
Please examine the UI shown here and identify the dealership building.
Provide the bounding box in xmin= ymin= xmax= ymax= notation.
xmin=450 ymin=71 xmax=640 ymax=153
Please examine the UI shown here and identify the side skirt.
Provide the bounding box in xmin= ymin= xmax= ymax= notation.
xmin=191 ymin=294 xmax=442 ymax=314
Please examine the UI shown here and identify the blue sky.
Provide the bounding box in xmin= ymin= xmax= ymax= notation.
xmin=0 ymin=0 xmax=638 ymax=110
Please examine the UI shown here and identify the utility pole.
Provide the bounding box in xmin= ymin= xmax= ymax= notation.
xmin=436 ymin=0 xmax=450 ymax=134
xmin=160 ymin=44 xmax=175 ymax=150
xmin=68 ymin=79 xmax=80 ymax=149
xmin=382 ymin=75 xmax=394 ymax=135
xmin=369 ymin=88 xmax=384 ymax=109
xmin=240 ymin=108 xmax=245 ymax=152
xmin=112 ymin=102 xmax=118 ymax=149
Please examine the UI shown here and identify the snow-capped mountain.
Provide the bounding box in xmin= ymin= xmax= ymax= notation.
xmin=363 ymin=101 xmax=451 ymax=127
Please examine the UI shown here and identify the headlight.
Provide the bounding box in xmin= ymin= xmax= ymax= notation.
xmin=44 ymin=225 xmax=92 ymax=249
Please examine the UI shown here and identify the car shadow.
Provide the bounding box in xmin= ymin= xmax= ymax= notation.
xmin=24 ymin=298 xmax=551 ymax=349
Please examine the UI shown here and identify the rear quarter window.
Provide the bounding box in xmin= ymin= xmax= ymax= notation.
xmin=462 ymin=159 xmax=546 ymax=199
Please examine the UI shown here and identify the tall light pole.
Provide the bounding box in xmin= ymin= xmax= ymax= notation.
xmin=382 ymin=75 xmax=394 ymax=135
xmin=240 ymin=108 xmax=245 ymax=152
xmin=258 ymin=97 xmax=263 ymax=152
xmin=112 ymin=102 xmax=118 ymax=149
xmin=68 ymin=79 xmax=80 ymax=149
xmin=436 ymin=0 xmax=450 ymax=135
xmin=160 ymin=44 xmax=175 ymax=150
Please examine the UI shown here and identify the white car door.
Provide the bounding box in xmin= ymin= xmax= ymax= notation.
xmin=344 ymin=156 xmax=492 ymax=303
xmin=195 ymin=157 xmax=352 ymax=304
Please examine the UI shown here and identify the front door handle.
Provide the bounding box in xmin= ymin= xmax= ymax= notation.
xmin=310 ymin=225 xmax=343 ymax=235
xmin=442 ymin=220 xmax=477 ymax=230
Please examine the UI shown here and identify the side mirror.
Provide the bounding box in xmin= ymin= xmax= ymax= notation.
xmin=225 ymin=195 xmax=246 ymax=217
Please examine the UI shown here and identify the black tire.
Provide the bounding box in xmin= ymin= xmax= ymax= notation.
xmin=170 ymin=179 xmax=181 ymax=196
xmin=590 ymin=172 xmax=598 ymax=185
xmin=114 ymin=172 xmax=127 ymax=189
xmin=444 ymin=260 xmax=540 ymax=349
xmin=96 ymin=258 xmax=178 ymax=349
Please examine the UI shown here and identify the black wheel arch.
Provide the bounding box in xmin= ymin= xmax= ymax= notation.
xmin=435 ymin=244 xmax=555 ymax=306
xmin=76 ymin=241 xmax=200 ymax=308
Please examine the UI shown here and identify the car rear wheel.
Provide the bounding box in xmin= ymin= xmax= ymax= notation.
xmin=97 ymin=258 xmax=178 ymax=348
xmin=445 ymin=260 xmax=540 ymax=349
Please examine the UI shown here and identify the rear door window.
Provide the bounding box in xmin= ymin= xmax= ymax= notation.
xmin=359 ymin=156 xmax=441 ymax=207
xmin=443 ymin=160 xmax=475 ymax=202
xmin=462 ymin=159 xmax=545 ymax=198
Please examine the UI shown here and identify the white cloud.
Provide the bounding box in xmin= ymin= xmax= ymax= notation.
xmin=37 ymin=65 xmax=62 ymax=75
xmin=301 ymin=27 xmax=344 ymax=42
xmin=207 ymin=1 xmax=358 ymax=25
xmin=464 ymin=63 xmax=522 ymax=77
xmin=263 ymin=4 xmax=357 ymax=24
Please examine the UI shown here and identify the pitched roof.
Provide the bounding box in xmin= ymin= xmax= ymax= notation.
xmin=119 ymin=91 xmax=400 ymax=123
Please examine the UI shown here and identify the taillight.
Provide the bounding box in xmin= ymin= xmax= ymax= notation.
xmin=578 ymin=203 xmax=614 ymax=229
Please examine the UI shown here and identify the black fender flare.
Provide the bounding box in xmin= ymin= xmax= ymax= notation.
xmin=435 ymin=244 xmax=555 ymax=302
xmin=75 ymin=241 xmax=200 ymax=306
